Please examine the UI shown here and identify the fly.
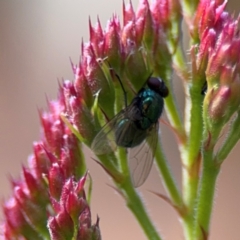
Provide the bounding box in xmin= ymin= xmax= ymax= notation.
xmin=91 ymin=73 xmax=168 ymax=187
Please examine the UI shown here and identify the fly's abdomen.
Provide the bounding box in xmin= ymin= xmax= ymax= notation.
xmin=114 ymin=119 xmax=147 ymax=148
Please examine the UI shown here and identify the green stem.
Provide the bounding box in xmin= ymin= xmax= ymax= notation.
xmin=181 ymin=214 xmax=195 ymax=240
xmin=121 ymin=178 xmax=162 ymax=240
xmin=186 ymin=84 xmax=204 ymax=166
xmin=170 ymin=32 xmax=201 ymax=218
xmin=216 ymin=113 xmax=240 ymax=164
xmin=194 ymin=150 xmax=220 ymax=240
xmin=155 ymin=144 xmax=183 ymax=209
xmin=182 ymin=84 xmax=203 ymax=210
xmin=182 ymin=160 xmax=199 ymax=204
xmin=181 ymin=83 xmax=204 ymax=239
xmin=181 ymin=167 xmax=198 ymax=240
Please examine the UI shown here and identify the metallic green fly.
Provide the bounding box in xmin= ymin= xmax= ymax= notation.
xmin=91 ymin=74 xmax=168 ymax=187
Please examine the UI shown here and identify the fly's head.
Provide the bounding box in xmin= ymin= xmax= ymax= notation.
xmin=147 ymin=77 xmax=169 ymax=98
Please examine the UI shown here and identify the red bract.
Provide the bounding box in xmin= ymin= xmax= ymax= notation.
xmin=193 ymin=0 xmax=228 ymax=38
xmin=72 ymin=0 xmax=173 ymax=114
xmin=48 ymin=177 xmax=100 ymax=240
xmin=104 ymin=16 xmax=123 ymax=71
xmin=3 ymin=198 xmax=40 ymax=239
xmin=2 ymin=87 xmax=95 ymax=238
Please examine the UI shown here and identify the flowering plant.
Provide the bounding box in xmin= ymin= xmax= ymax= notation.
xmin=2 ymin=0 xmax=240 ymax=239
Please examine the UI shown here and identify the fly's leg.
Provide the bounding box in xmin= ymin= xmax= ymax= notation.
xmin=113 ymin=72 xmax=128 ymax=109
xmin=108 ymin=65 xmax=128 ymax=109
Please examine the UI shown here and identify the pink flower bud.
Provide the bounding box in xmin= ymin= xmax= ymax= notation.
xmin=47 ymin=176 xmax=99 ymax=239
xmin=48 ymin=217 xmax=66 ymax=240
xmin=208 ymin=86 xmax=231 ymax=121
xmin=31 ymin=142 xmax=52 ymax=177
xmin=55 ymin=208 xmax=74 ymax=239
xmin=193 ymin=0 xmax=228 ymax=38
xmin=67 ymin=92 xmax=96 ymax=144
xmin=14 ymin=186 xmax=48 ymax=235
xmin=3 ymin=198 xmax=38 ymax=239
xmin=49 ymin=163 xmax=65 ymax=200
xmin=104 ymin=17 xmax=123 ymax=70
xmin=77 ymin=216 xmax=101 ymax=240
xmin=40 ymin=105 xmax=65 ymax=157
xmin=74 ymin=64 xmax=94 ymax=108
xmin=205 ymin=69 xmax=240 ymax=130
xmin=136 ymin=0 xmax=155 ymax=49
xmin=153 ymin=0 xmax=169 ymax=25
xmin=66 ymin=192 xmax=88 ymax=224
xmin=197 ymin=29 xmax=216 ymax=74
xmin=22 ymin=167 xmax=48 ymax=204
xmin=89 ymin=17 xmax=105 ymax=57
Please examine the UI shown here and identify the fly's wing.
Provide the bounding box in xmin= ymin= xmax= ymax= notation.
xmin=91 ymin=110 xmax=131 ymax=155
xmin=128 ymin=123 xmax=159 ymax=187
xmin=91 ymin=114 xmax=120 ymax=155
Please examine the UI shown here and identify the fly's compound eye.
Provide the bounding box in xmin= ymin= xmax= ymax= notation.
xmin=147 ymin=77 xmax=169 ymax=98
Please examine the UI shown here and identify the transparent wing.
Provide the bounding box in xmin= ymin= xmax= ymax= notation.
xmin=91 ymin=110 xmax=132 ymax=155
xmin=128 ymin=123 xmax=159 ymax=187
xmin=91 ymin=114 xmax=121 ymax=155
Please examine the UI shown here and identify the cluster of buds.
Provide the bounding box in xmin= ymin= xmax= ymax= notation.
xmin=2 ymin=84 xmax=100 ymax=239
xmin=48 ymin=176 xmax=100 ymax=240
xmin=194 ymin=0 xmax=240 ymax=145
xmin=72 ymin=0 xmax=181 ymax=124
xmin=69 ymin=0 xmax=181 ymax=183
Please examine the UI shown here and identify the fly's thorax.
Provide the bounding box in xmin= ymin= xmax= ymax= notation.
xmin=137 ymin=89 xmax=164 ymax=128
